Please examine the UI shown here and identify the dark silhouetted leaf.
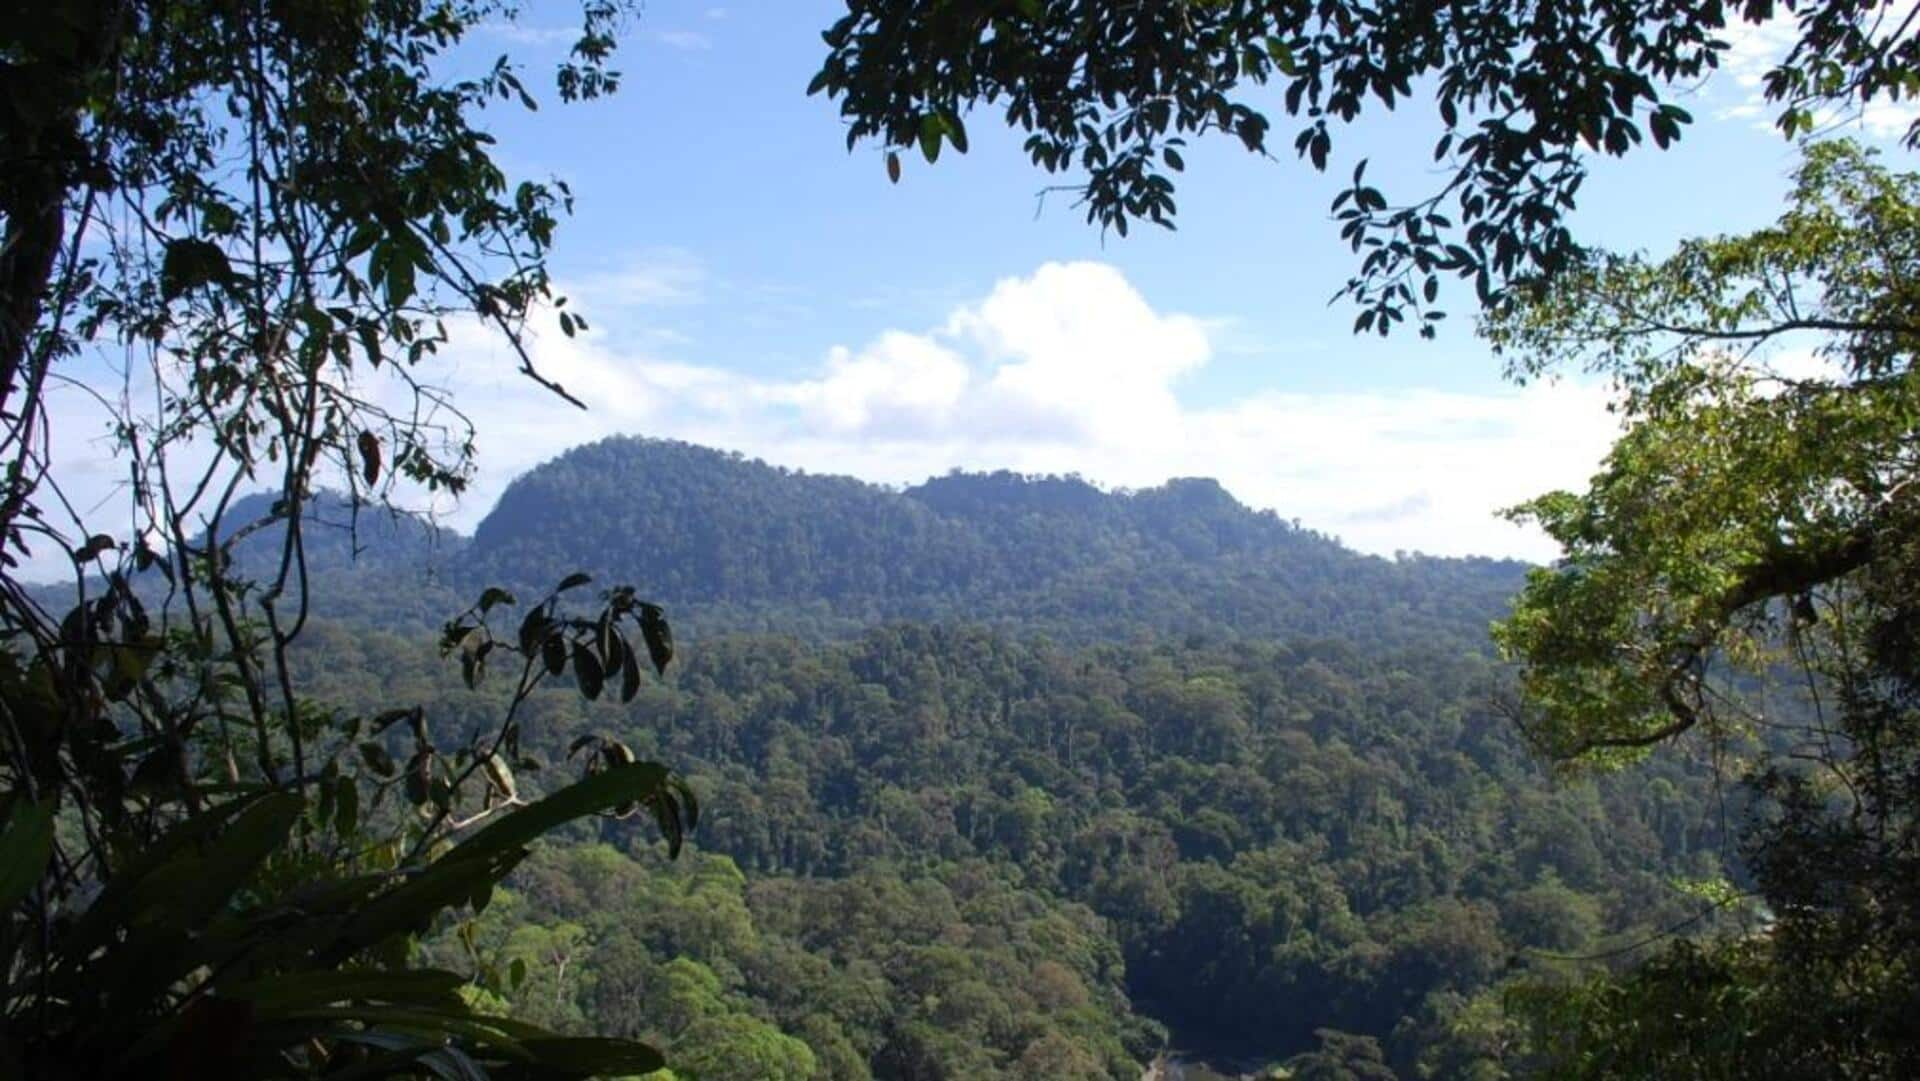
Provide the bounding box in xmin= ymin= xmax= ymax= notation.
xmin=572 ymin=643 xmax=602 ymax=700
xmin=638 ymin=603 xmax=672 ymax=675
xmin=358 ymin=430 xmax=382 ymax=486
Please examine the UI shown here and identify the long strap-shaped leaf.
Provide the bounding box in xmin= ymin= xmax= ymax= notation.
xmin=444 ymin=762 xmax=675 ymax=866
xmin=0 ymin=795 xmax=56 ymax=913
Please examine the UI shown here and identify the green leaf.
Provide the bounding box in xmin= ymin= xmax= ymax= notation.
xmin=220 ymin=968 xmax=467 ymax=1008
xmin=1265 ymin=36 xmax=1296 ymax=75
xmin=0 ymin=796 xmax=56 ymax=912
xmin=336 ymin=774 xmax=360 ymax=836
xmin=918 ymin=114 xmax=943 ymax=163
xmin=446 ymin=762 xmax=676 ymax=868
xmin=517 ymin=1037 xmax=665 ymax=1077
xmin=61 ymin=799 xmax=258 ymax=960
xmin=325 ymin=850 xmax=525 ymax=964
xmin=142 ymin=792 xmax=304 ymax=932
xmin=384 ymin=245 xmax=418 ymax=309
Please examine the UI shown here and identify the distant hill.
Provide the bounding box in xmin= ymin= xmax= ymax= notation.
xmin=201 ymin=490 xmax=470 ymax=629
xmin=216 ymin=489 xmax=465 ymax=574
xmin=464 ymin=437 xmax=1528 ymax=646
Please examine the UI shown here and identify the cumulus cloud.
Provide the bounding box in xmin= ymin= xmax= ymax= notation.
xmin=425 ymin=261 xmax=1620 ymax=561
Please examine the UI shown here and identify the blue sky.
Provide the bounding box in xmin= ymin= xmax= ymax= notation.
xmin=44 ymin=2 xmax=1917 ymax=570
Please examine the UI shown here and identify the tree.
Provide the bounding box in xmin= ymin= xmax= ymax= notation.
xmin=1489 ymin=139 xmax=1920 ymax=762
xmin=0 ymin=3 xmax=699 ymax=1076
xmin=811 ymin=0 xmax=1919 ymax=335
xmin=1487 ymin=138 xmax=1920 ymax=1077
xmin=1283 ymin=1028 xmax=1399 ymax=1081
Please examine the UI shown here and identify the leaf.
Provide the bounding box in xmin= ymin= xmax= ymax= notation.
xmin=619 ymin=638 xmax=641 ymax=703
xmin=482 ymin=754 xmax=517 ymax=802
xmin=554 ymin=572 xmax=592 ymax=593
xmin=73 ymin=533 xmax=116 ymax=562
xmin=886 ymin=151 xmax=902 ymax=183
xmin=918 ymin=114 xmax=943 ymax=163
xmin=516 ymin=607 xmax=549 ymax=655
xmin=220 ymin=968 xmax=467 ymax=1008
xmin=383 ymin=245 xmax=418 ymax=309
xmin=517 ymin=1037 xmax=665 ymax=1077
xmin=336 ymin=774 xmax=360 ymax=835
xmin=369 ymin=708 xmax=417 ymax=734
xmin=542 ymin=633 xmax=567 ymax=676
xmin=60 ymin=798 xmax=259 ymax=960
xmin=360 ymin=742 xmax=398 ymax=777
xmin=404 ymin=750 xmax=434 ymax=806
xmin=160 ymin=237 xmax=233 ymax=301
xmin=323 ymin=851 xmax=525 ymax=965
xmin=478 ymin=587 xmax=515 ymax=614
xmin=357 ymin=430 xmax=382 ymax=486
xmin=0 ymin=797 xmax=56 ymax=912
xmin=638 ymin=604 xmax=673 ymax=675
xmin=944 ymin=111 xmax=969 ymax=153
xmin=445 ymin=761 xmax=676 ymax=869
xmin=572 ymin=643 xmax=603 ymax=700
xmin=135 ymin=792 xmax=304 ymax=936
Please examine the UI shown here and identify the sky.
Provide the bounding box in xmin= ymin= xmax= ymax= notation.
xmin=41 ymin=2 xmax=1920 ymax=573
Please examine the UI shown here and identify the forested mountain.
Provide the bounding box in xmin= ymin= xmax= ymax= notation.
xmin=197 ymin=490 xmax=472 ymax=628
xmin=464 ymin=437 xmax=1526 ymax=644
xmin=217 ymin=489 xmax=465 ymax=576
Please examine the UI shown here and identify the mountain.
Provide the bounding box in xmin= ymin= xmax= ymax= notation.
xmin=465 ymin=437 xmax=1528 ymax=645
xmin=207 ymin=489 xmax=471 ymax=628
xmin=217 ymin=489 xmax=464 ymax=572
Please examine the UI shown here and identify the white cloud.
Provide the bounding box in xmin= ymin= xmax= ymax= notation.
xmin=569 ymin=249 xmax=707 ymax=310
xmin=1713 ymin=9 xmax=1920 ymax=139
xmin=423 ymin=261 xmax=1621 ymax=561
xmin=473 ymin=22 xmax=577 ymax=48
xmin=651 ymin=29 xmax=712 ymax=51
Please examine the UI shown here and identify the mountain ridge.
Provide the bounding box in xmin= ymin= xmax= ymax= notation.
xmin=458 ymin=437 xmax=1527 ymax=645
